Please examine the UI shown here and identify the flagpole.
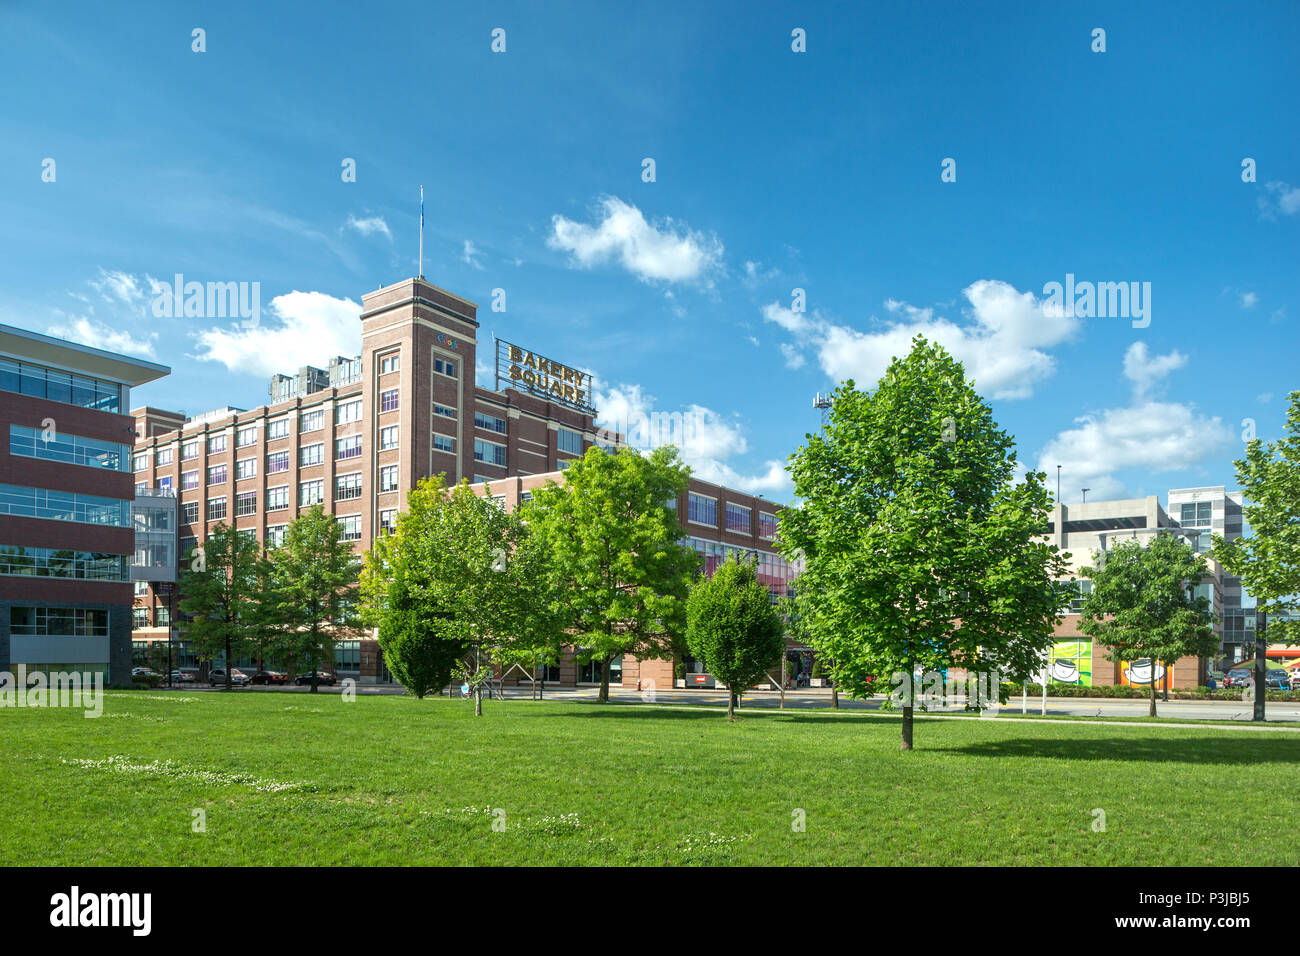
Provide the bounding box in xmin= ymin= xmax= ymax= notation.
xmin=418 ymin=185 xmax=424 ymax=279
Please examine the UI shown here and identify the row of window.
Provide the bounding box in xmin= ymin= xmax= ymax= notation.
xmin=0 ymin=484 xmax=131 ymax=527
xmin=10 ymin=425 xmax=131 ymax=472
xmin=0 ymin=358 xmax=123 ymax=413
xmin=685 ymin=492 xmax=776 ymax=539
xmin=0 ymin=546 xmax=128 ymax=581
xmin=10 ymin=605 xmax=110 ymax=637
xmin=175 ymin=467 xmax=403 ymax=523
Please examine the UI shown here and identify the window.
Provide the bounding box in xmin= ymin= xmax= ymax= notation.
xmin=157 ymin=475 xmax=173 ymax=493
xmin=133 ymin=453 xmax=149 ymax=471
xmin=0 ymin=358 xmax=122 ymax=413
xmin=0 ymin=484 xmax=130 ymax=526
xmin=236 ymin=425 xmax=258 ymax=447
xmin=266 ymin=525 xmax=288 ymax=549
xmin=236 ymin=458 xmax=257 ymax=480
xmin=266 ymin=486 xmax=289 ymax=512
xmin=380 ymin=354 xmax=400 ymax=374
xmin=337 ymin=515 xmax=362 ymax=541
xmin=759 ymin=512 xmax=777 ymax=540
xmin=380 ymin=388 xmax=399 ymax=412
xmin=156 ymin=448 xmax=173 ymax=466
xmin=335 ymin=400 xmax=363 ymax=426
xmin=299 ymin=409 xmax=324 ymax=433
xmin=267 ymin=418 xmax=290 ymax=440
xmin=235 ymin=491 xmax=257 ymax=516
xmin=155 ymin=605 xmax=171 ymax=627
xmin=381 ymin=425 xmax=400 ymax=449
xmin=1067 ymin=580 xmax=1092 ymax=614
xmin=0 ymin=546 xmax=127 ymax=581
xmin=179 ymin=536 xmax=198 ymax=562
xmin=336 ymin=436 xmax=363 ymax=460
xmin=475 ymin=412 xmax=507 ymax=434
xmin=266 ymin=450 xmax=290 ymax=474
xmin=474 ymin=439 xmax=506 ymax=467
xmin=207 ymin=464 xmax=227 ymax=485
xmin=1180 ymin=502 xmax=1213 ymax=527
xmin=181 ymin=440 xmax=199 ymax=460
xmin=379 ymin=509 xmax=397 ymax=535
xmin=299 ymin=479 xmax=324 ymax=506
xmin=9 ymin=425 xmax=130 ymax=472
xmin=379 ymin=465 xmax=399 ymax=493
xmin=434 ymin=404 xmax=455 ymax=419
xmin=135 ymin=482 xmax=148 ymax=495
xmin=335 ymin=473 xmax=363 ymax=501
xmin=726 ymin=502 xmax=752 ymax=534
xmin=557 ymin=427 xmax=583 ymax=455
xmin=180 ymin=501 xmax=199 ymax=524
xmin=433 ymin=434 xmax=456 ymax=455
xmin=208 ymin=435 xmax=227 ymax=455
xmin=133 ymin=607 xmax=149 ymax=629
xmin=207 ymin=497 xmax=227 ymax=521
xmin=300 ymin=443 xmax=324 ymax=467
xmin=180 ymin=471 xmax=198 ymax=491
xmin=435 ymin=356 xmax=456 ymax=377
xmin=688 ymin=493 xmax=717 ymax=526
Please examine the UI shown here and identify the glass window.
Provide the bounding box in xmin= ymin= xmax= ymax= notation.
xmin=474 ymin=439 xmax=506 ymax=467
xmin=0 ymin=546 xmax=127 ymax=581
xmin=476 ymin=412 xmax=507 ymax=435
xmin=434 ymin=434 xmax=455 ymax=455
xmin=0 ymin=359 xmax=121 ymax=412
xmin=266 ymin=525 xmax=288 ymax=549
xmin=133 ymin=453 xmax=149 ymax=471
xmin=234 ymin=491 xmax=257 ymax=516
xmin=266 ymin=486 xmax=289 ymax=511
xmin=236 ymin=458 xmax=257 ymax=480
xmin=180 ymin=471 xmax=199 ymax=490
xmin=688 ymin=493 xmax=717 ymax=526
xmin=0 ymin=484 xmax=130 ymax=526
xmin=300 ymin=443 xmax=324 ymax=467
xmin=299 ymin=410 xmax=324 ymax=433
xmin=379 ymin=509 xmax=397 ymax=534
xmin=335 ymin=473 xmax=363 ymax=501
xmin=9 ymin=425 xmax=130 ymax=472
xmin=180 ymin=501 xmax=199 ymax=524
xmin=725 ymin=502 xmax=751 ymax=533
xmin=557 ymin=427 xmax=583 ymax=455
xmin=156 ymin=448 xmax=173 ymax=466
xmin=336 ymin=436 xmax=363 ymax=460
xmin=266 ymin=450 xmax=290 ymax=474
xmin=299 ymin=479 xmax=324 ymax=506
xmin=206 ymin=497 xmax=227 ymax=521
xmin=335 ymin=400 xmax=363 ymax=426
xmin=381 ymin=425 xmax=400 ymax=449
xmin=759 ymin=512 xmax=777 ymax=539
xmin=181 ymin=440 xmax=199 ymax=460
xmin=208 ymin=435 xmax=226 ymax=454
xmin=236 ymin=425 xmax=258 ymax=447
xmin=380 ymin=354 xmax=400 ymax=374
xmin=337 ymin=514 xmax=362 ymax=541
xmin=207 ymin=464 xmax=227 ymax=485
xmin=434 ymin=404 xmax=455 ymax=419
xmin=380 ymin=388 xmax=400 ymax=412
xmin=379 ymin=465 xmax=398 ymax=493
xmin=435 ymin=357 xmax=456 ymax=377
xmin=267 ymin=418 xmax=290 ymax=440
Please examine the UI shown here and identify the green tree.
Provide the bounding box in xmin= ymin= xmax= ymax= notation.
xmin=263 ymin=505 xmax=362 ymax=693
xmin=361 ymin=477 xmax=559 ymax=712
xmin=1078 ymin=534 xmax=1217 ymax=717
xmin=780 ymin=336 xmax=1069 ymax=750
xmin=529 ymin=445 xmax=699 ymax=703
xmin=178 ymin=523 xmax=263 ymax=691
xmin=686 ymin=554 xmax=786 ymax=720
xmin=1211 ymin=390 xmax=1300 ymax=718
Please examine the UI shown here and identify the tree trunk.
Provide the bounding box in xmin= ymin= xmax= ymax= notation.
xmin=598 ymin=656 xmax=611 ymax=703
xmin=1148 ymin=668 xmax=1156 ymax=717
xmin=475 ymin=645 xmax=483 ymax=716
xmin=1254 ymin=620 xmax=1267 ymax=722
xmin=832 ymin=684 xmax=839 ymax=709
xmin=727 ymin=689 xmax=736 ymax=721
xmin=901 ymin=705 xmax=914 ymax=750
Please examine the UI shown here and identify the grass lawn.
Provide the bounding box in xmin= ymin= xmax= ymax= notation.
xmin=2 ymin=690 xmax=1297 ymax=866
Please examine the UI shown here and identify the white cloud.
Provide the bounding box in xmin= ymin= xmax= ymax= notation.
xmin=594 ymin=382 xmax=788 ymax=496
xmin=1259 ymin=181 xmax=1300 ymax=218
xmin=89 ymin=268 xmax=150 ymax=306
xmin=1239 ymin=291 xmax=1258 ymax=309
xmin=192 ymin=290 xmax=361 ymax=377
xmin=1122 ymin=341 xmax=1187 ymax=398
xmin=345 ymin=215 xmax=392 ymax=240
xmin=46 ymin=316 xmax=157 ymax=358
xmin=764 ymin=279 xmax=1081 ymax=400
xmin=548 ymin=197 xmax=723 ymax=284
xmin=1258 ymin=392 xmax=1274 ymax=404
xmin=462 ymin=239 xmax=485 ymax=270
xmin=779 ymin=342 xmax=805 ymax=369
xmin=1037 ymin=401 xmax=1235 ymax=503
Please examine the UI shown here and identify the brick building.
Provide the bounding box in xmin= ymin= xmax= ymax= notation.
xmin=129 ymin=276 xmax=800 ymax=685
xmin=0 ymin=324 xmax=169 ymax=685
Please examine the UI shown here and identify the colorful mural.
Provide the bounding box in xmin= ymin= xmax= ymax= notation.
xmin=1120 ymin=658 xmax=1170 ymax=687
xmin=1048 ymin=640 xmax=1092 ymax=686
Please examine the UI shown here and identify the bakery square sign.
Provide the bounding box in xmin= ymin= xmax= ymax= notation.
xmin=495 ymin=338 xmax=596 ymax=414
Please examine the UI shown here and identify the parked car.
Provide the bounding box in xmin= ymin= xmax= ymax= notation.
xmin=1263 ymin=670 xmax=1292 ymax=691
xmin=170 ymin=669 xmax=198 ymax=684
xmin=1222 ymin=668 xmax=1254 ymax=689
xmin=294 ymin=672 xmax=337 ymax=686
xmin=131 ymin=667 xmax=159 ymax=678
xmin=209 ymin=668 xmax=250 ymax=687
xmin=251 ymin=670 xmax=288 ymax=685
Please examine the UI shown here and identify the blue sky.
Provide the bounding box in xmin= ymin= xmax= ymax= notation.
xmin=2 ymin=0 xmax=1297 ymax=503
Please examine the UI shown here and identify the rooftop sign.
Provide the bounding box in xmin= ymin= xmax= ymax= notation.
xmin=495 ymin=338 xmax=595 ymax=415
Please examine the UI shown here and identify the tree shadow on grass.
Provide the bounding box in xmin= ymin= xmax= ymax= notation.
xmin=933 ymin=735 xmax=1300 ymax=766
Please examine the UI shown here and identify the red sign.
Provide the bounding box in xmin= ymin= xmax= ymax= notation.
xmin=693 ymin=674 xmax=708 ymax=685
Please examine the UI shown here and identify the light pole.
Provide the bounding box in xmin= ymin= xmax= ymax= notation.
xmin=1056 ymin=465 xmax=1061 ymax=503
xmin=1081 ymin=487 xmax=1090 ymax=503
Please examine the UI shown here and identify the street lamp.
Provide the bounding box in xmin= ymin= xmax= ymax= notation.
xmin=1081 ymin=488 xmax=1090 ymax=503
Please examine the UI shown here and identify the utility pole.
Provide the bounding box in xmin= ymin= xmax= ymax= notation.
xmin=1056 ymin=465 xmax=1061 ymax=503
